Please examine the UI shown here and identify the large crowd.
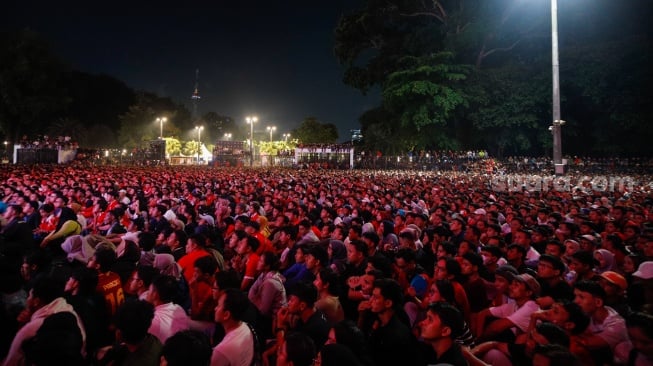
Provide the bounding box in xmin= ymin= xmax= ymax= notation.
xmin=1 ymin=162 xmax=652 ymax=366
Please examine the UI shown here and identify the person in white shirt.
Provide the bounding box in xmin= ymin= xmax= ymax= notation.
xmin=145 ymin=275 xmax=189 ymax=343
xmin=476 ymin=273 xmax=541 ymax=342
xmin=3 ymin=277 xmax=86 ymax=366
xmin=573 ymin=280 xmax=627 ymax=351
xmin=513 ymin=229 xmax=541 ymax=266
xmin=212 ymin=289 xmax=256 ymax=366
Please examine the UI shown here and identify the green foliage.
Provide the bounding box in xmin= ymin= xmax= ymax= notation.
xmin=164 ymin=138 xmax=182 ymax=156
xmin=182 ymin=141 xmax=201 ymax=156
xmin=383 ymin=53 xmax=471 ymax=133
xmin=337 ymin=0 xmax=653 ymax=156
xmin=259 ymin=140 xmax=297 ymax=155
xmin=464 ymin=63 xmax=549 ymax=156
xmin=117 ymin=92 xmax=193 ymax=149
xmin=117 ymin=104 xmax=155 ymax=149
xmin=290 ymin=117 xmax=339 ymax=144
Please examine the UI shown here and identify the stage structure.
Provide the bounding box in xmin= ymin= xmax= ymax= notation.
xmin=294 ymin=144 xmax=354 ymax=169
xmin=212 ymin=140 xmax=247 ymax=167
xmin=13 ymin=145 xmax=77 ymax=164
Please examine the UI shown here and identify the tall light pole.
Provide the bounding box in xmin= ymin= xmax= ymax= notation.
xmin=157 ymin=117 xmax=167 ymax=139
xmin=195 ymin=126 xmax=204 ymax=164
xmin=246 ymin=116 xmax=257 ymax=167
xmin=224 ymin=133 xmax=232 ymax=140
xmin=283 ymin=133 xmax=290 ymax=142
xmin=266 ymin=126 xmax=276 ymax=142
xmin=550 ymin=0 xmax=564 ymax=175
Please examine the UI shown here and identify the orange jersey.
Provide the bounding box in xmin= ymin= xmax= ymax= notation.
xmin=96 ymin=271 xmax=125 ymax=316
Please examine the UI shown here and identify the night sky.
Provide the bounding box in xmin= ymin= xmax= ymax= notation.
xmin=2 ymin=1 xmax=379 ymax=141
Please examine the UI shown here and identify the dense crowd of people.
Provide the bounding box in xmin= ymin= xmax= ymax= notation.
xmin=1 ymin=162 xmax=652 ymax=366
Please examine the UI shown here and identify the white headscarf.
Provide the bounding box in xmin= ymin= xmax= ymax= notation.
xmin=61 ymin=235 xmax=95 ymax=264
xmin=153 ymin=253 xmax=181 ymax=279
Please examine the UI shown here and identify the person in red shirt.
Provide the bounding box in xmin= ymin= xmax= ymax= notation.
xmin=236 ymin=235 xmax=261 ymax=291
xmin=88 ymin=248 xmax=124 ymax=317
xmin=178 ymin=234 xmax=210 ymax=284
xmin=188 ymin=256 xmax=219 ymax=321
xmin=35 ymin=203 xmax=57 ymax=239
xmin=245 ymin=221 xmax=273 ymax=255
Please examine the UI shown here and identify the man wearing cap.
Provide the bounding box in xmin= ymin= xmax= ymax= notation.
xmin=198 ymin=213 xmax=214 ymax=228
xmin=419 ymin=302 xmax=469 ymax=366
xmin=531 ymin=226 xmax=550 ymax=254
xmin=573 ymin=280 xmax=628 ymax=354
xmin=599 ymin=271 xmax=630 ymax=317
xmin=536 ymin=254 xmax=574 ymax=309
xmin=449 ymin=216 xmax=466 ymax=247
xmin=632 ymin=261 xmax=653 ymax=281
xmin=476 ymin=273 xmax=541 ymax=342
xmin=413 ymin=212 xmax=428 ymax=231
xmin=579 ymin=234 xmax=599 ymax=253
xmin=473 ymin=208 xmax=487 ymax=221
xmin=118 ymin=189 xmax=130 ymax=205
xmin=491 ymin=265 xmax=518 ymax=307
xmin=562 ymin=239 xmax=580 ymax=265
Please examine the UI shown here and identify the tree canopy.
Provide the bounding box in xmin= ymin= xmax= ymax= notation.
xmin=291 ymin=117 xmax=339 ymax=144
xmin=335 ymin=0 xmax=653 ymax=156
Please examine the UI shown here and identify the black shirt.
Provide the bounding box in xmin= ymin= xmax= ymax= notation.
xmin=296 ymin=310 xmax=330 ymax=349
xmin=424 ymin=342 xmax=469 ymax=366
xmin=539 ymin=278 xmax=574 ymax=302
xmin=369 ymin=314 xmax=421 ymax=366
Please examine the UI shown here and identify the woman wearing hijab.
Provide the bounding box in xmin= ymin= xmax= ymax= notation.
xmin=60 ymin=235 xmax=95 ymax=265
xmin=377 ymin=220 xmax=399 ymax=251
xmin=327 ymin=239 xmax=347 ymax=275
xmin=594 ymin=248 xmax=616 ymax=274
xmin=153 ymin=253 xmax=190 ymax=312
xmin=154 ymin=253 xmax=181 ymax=279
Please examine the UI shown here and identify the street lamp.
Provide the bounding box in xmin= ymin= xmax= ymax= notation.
xmin=195 ymin=126 xmax=204 ymax=164
xmin=246 ymin=116 xmax=257 ymax=167
xmin=224 ymin=133 xmax=232 ymax=140
xmin=266 ymin=126 xmax=276 ymax=142
xmin=156 ymin=117 xmax=167 ymax=139
xmin=283 ymin=133 xmax=291 ymax=142
xmin=550 ymin=0 xmax=564 ymax=175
